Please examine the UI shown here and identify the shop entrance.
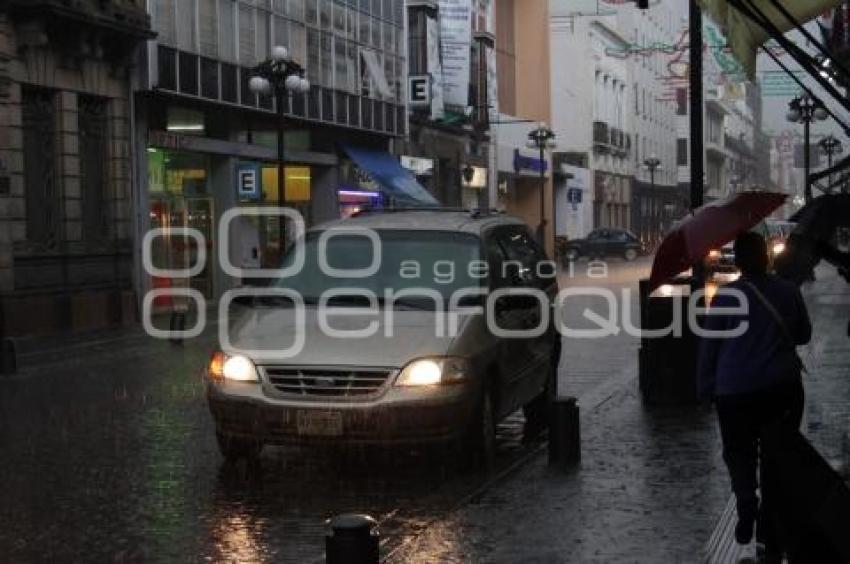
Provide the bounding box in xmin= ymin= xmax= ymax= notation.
xmin=149 ymin=196 xmax=215 ymax=302
xmin=147 ymin=149 xmax=214 ymax=307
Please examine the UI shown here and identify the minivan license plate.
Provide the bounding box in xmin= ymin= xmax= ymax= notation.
xmin=296 ymin=410 xmax=343 ymax=436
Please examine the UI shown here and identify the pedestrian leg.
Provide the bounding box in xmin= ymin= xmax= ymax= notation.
xmin=717 ymin=397 xmax=760 ymax=543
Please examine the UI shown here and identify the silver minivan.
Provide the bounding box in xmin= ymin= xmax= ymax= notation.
xmin=206 ymin=209 xmax=561 ymax=464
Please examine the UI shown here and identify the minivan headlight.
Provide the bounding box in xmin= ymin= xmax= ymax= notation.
xmin=208 ymin=351 xmax=259 ymax=382
xmin=395 ymin=357 xmax=470 ymax=387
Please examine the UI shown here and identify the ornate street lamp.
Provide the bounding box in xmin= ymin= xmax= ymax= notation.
xmin=819 ymin=134 xmax=844 ymax=192
xmin=248 ymin=46 xmax=310 ymax=253
xmin=643 ymin=154 xmax=662 ymax=188
xmin=786 ymin=94 xmax=828 ymax=203
xmin=643 ymin=154 xmax=663 ymax=242
xmin=526 ymin=123 xmax=556 ymax=246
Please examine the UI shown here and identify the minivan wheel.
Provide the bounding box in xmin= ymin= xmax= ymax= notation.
xmin=624 ymin=248 xmax=638 ymax=262
xmin=216 ymin=431 xmax=263 ymax=463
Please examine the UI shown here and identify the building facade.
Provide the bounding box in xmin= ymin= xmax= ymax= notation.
xmin=0 ymin=0 xmax=151 ymax=337
xmin=494 ymin=0 xmax=555 ymax=256
xmin=675 ymin=18 xmax=760 ymax=206
xmin=401 ymin=0 xmax=494 ymax=210
xmin=137 ymin=0 xmax=408 ymax=307
xmin=549 ymin=3 xmax=630 ymax=239
xmin=616 ymin=2 xmax=681 ymax=246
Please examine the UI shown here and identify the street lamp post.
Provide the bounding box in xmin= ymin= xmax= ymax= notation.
xmin=643 ymin=154 xmax=662 ymax=244
xmin=786 ymin=94 xmax=828 ymax=203
xmin=248 ymin=46 xmax=310 ymax=254
xmin=819 ymin=134 xmax=843 ymax=192
xmin=527 ymin=123 xmax=556 ymax=247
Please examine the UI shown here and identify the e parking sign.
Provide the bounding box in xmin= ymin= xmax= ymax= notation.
xmin=237 ymin=163 xmax=261 ymax=201
xmin=408 ymin=75 xmax=431 ymax=108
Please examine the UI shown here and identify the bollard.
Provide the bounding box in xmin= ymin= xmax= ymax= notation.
xmin=325 ymin=514 xmax=379 ymax=564
xmin=548 ymin=396 xmax=580 ymax=470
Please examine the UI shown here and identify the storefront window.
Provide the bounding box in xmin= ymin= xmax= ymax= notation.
xmin=235 ymin=164 xmax=314 ymax=268
xmin=148 ymin=149 xmax=214 ymax=304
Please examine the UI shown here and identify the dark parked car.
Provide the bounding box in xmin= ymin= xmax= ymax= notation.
xmin=561 ymin=228 xmax=644 ymax=263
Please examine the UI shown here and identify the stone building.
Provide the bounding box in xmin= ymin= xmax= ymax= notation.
xmin=0 ymin=1 xmax=151 ymax=337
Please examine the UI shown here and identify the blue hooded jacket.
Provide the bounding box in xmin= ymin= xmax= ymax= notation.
xmin=697 ymin=274 xmax=811 ymax=398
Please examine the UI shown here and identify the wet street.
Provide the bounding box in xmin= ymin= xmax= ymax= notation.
xmin=0 ymin=260 xmax=651 ymax=562
xmin=6 ymin=257 xmax=846 ymax=563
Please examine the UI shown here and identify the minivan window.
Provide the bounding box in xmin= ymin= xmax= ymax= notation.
xmin=494 ymin=227 xmax=547 ymax=288
xmin=272 ymin=230 xmax=483 ymax=308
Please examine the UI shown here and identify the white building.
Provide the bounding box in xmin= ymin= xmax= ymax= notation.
xmin=675 ymin=16 xmax=760 ymax=204
xmin=615 ymin=1 xmax=682 ymax=243
xmin=548 ymin=0 xmax=685 ymax=243
xmin=550 ymin=1 xmax=632 ymax=237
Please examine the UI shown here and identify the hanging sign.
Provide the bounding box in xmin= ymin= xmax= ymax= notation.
xmin=426 ymin=15 xmax=446 ymax=120
xmin=438 ymin=0 xmax=472 ymax=109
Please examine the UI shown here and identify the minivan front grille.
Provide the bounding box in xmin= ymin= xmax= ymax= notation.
xmin=263 ymin=367 xmax=393 ymax=398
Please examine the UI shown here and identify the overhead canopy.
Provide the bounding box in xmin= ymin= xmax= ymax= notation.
xmin=341 ymin=146 xmax=439 ymax=207
xmin=698 ymin=0 xmax=845 ymax=78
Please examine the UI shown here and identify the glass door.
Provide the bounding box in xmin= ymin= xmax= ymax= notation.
xmin=149 ymin=195 xmax=215 ymax=306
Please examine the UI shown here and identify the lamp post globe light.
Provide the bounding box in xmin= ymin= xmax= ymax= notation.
xmin=642 ymin=154 xmax=663 ymax=243
xmin=526 ymin=122 xmax=556 ymax=246
xmin=786 ymin=94 xmax=828 ymax=203
xmin=819 ymin=134 xmax=843 ymax=192
xmin=248 ymin=45 xmax=310 ymax=255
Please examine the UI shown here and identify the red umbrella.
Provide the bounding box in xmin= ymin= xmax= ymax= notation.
xmin=648 ymin=192 xmax=788 ymax=292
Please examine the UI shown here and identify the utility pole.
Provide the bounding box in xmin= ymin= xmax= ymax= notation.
xmin=689 ymin=0 xmax=705 ymax=285
xmin=689 ymin=0 xmax=703 ymax=212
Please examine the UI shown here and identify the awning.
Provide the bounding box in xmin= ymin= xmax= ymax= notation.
xmin=341 ymin=146 xmax=440 ymax=207
xmin=699 ymin=0 xmax=844 ymax=78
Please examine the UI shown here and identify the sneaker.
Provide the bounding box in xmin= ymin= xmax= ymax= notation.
xmin=736 ymin=516 xmax=755 ymax=545
xmin=735 ymin=496 xmax=758 ymax=545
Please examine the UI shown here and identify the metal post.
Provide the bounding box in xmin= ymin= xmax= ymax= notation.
xmin=539 ymin=143 xmax=546 ymax=246
xmin=326 ymin=514 xmax=379 ymax=564
xmin=548 ymin=396 xmax=580 ymax=470
xmin=689 ymin=0 xmax=704 ymax=211
xmin=804 ymin=118 xmax=811 ymax=203
xmin=649 ymin=168 xmax=656 ymax=243
xmin=828 ymin=144 xmax=833 ymax=193
xmin=689 ymin=0 xmax=705 ymax=285
xmin=276 ymin=90 xmax=287 ymax=254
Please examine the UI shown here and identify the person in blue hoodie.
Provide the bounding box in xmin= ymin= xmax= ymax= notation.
xmin=698 ymin=232 xmax=812 ymax=559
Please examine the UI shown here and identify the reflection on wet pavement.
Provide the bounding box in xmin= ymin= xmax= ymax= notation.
xmin=0 ymin=331 xmax=543 ymax=562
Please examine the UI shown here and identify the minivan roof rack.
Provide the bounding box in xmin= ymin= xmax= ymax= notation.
xmin=352 ymin=207 xmax=506 ymax=218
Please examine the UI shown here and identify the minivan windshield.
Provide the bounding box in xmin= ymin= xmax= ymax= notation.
xmin=271 ymin=230 xmax=483 ymax=309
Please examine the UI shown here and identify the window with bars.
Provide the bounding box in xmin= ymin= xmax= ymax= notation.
xmin=22 ymin=86 xmax=60 ymax=246
xmin=78 ymin=96 xmax=110 ymax=242
xmin=152 ymin=0 xmax=404 ymax=135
